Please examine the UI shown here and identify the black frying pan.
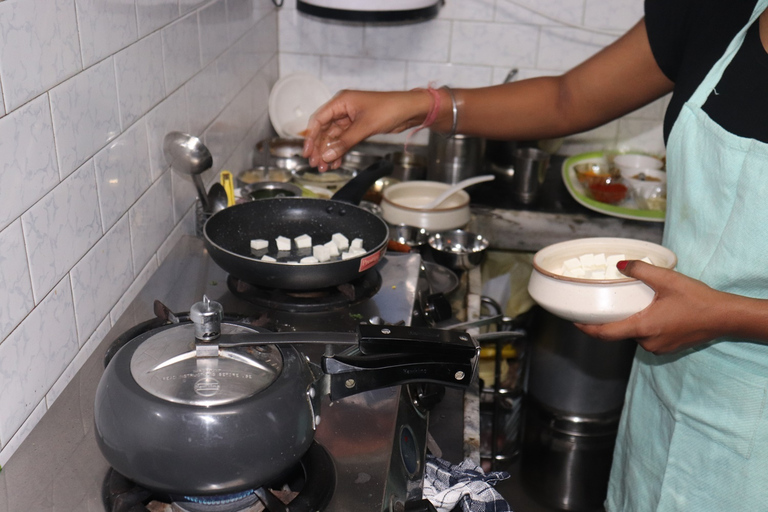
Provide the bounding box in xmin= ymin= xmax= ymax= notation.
xmin=203 ymin=160 xmax=393 ymax=289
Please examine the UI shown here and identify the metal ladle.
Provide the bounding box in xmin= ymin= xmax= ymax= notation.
xmin=163 ymin=132 xmax=214 ymax=212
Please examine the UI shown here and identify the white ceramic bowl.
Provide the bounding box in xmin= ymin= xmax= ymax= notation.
xmin=613 ymin=153 xmax=664 ymax=175
xmin=380 ymin=181 xmax=471 ymax=231
xmin=528 ymin=237 xmax=677 ymax=324
xmin=623 ymin=168 xmax=667 ymax=211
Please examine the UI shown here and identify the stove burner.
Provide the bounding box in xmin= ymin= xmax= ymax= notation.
xmin=102 ymin=442 xmax=335 ymax=512
xmin=227 ymin=271 xmax=382 ymax=313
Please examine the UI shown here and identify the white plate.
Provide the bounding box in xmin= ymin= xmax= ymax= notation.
xmin=268 ymin=73 xmax=332 ymax=138
xmin=562 ymin=151 xmax=665 ymax=223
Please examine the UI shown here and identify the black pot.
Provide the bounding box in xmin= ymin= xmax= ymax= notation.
xmin=94 ymin=301 xmax=477 ymax=496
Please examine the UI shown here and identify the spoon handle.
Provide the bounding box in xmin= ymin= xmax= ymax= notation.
xmin=421 ymin=174 xmax=495 ymax=209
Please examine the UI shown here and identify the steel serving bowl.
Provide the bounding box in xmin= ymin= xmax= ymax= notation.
xmin=528 ymin=237 xmax=677 ymax=324
xmin=428 ymin=229 xmax=489 ymax=271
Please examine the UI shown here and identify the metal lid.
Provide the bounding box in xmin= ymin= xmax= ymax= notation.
xmin=130 ymin=323 xmax=284 ymax=407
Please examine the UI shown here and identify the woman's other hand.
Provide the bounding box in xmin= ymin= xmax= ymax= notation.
xmin=302 ymin=89 xmax=434 ymax=172
xmin=576 ymin=260 xmax=730 ymax=354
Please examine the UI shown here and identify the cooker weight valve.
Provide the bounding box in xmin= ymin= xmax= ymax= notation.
xmin=190 ymin=295 xmax=223 ymax=357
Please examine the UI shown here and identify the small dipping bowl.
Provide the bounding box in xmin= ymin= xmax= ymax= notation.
xmin=242 ymin=181 xmax=303 ymax=200
xmin=428 ymin=229 xmax=489 ymax=271
xmin=390 ymin=224 xmax=430 ymax=249
xmin=237 ymin=166 xmax=292 ymax=188
xmin=624 ymin=168 xmax=667 ymax=211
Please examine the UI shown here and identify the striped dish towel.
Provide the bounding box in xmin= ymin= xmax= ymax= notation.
xmin=423 ymin=455 xmax=513 ymax=512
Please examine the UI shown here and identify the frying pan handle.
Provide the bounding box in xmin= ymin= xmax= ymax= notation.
xmin=322 ymin=352 xmax=475 ymax=401
xmin=331 ymin=159 xmax=394 ymax=204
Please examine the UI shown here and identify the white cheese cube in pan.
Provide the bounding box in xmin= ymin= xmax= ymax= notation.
xmin=332 ymin=233 xmax=349 ymax=251
xmin=341 ymin=251 xmax=355 ymax=260
xmin=276 ymin=236 xmax=291 ymax=252
xmin=250 ymin=239 xmax=268 ymax=251
xmin=286 ymin=261 xmax=300 ymax=265
xmin=300 ymin=256 xmax=319 ymax=264
xmin=312 ymin=244 xmax=331 ymax=262
xmin=261 ymin=255 xmax=276 ymax=262
xmin=324 ymin=240 xmax=340 ymax=257
xmin=350 ymin=238 xmax=364 ymax=251
xmin=294 ymin=234 xmax=312 ymax=249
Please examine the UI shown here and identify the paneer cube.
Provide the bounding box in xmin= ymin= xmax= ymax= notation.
xmin=300 ymin=256 xmax=319 ymax=264
xmin=312 ymin=244 xmax=331 ymax=262
xmin=324 ymin=240 xmax=340 ymax=257
xmin=261 ymin=255 xmax=276 ymax=262
xmin=276 ymin=236 xmax=291 ymax=252
xmin=332 ymin=233 xmax=349 ymax=251
xmin=250 ymin=239 xmax=268 ymax=251
xmin=350 ymin=238 xmax=364 ymax=251
xmin=294 ymin=234 xmax=312 ymax=249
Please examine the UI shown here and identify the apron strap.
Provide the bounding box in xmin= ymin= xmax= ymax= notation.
xmin=689 ymin=0 xmax=768 ymax=107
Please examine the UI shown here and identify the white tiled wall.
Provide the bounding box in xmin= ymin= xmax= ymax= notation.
xmin=0 ymin=0 xmax=279 ymax=466
xmin=278 ymin=0 xmax=667 ymax=154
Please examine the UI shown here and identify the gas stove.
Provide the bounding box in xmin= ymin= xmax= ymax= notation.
xmin=95 ymin=235 xmax=447 ymax=512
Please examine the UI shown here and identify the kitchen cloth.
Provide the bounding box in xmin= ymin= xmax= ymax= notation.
xmin=423 ymin=455 xmax=513 ymax=512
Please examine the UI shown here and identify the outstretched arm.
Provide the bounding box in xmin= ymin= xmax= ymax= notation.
xmin=303 ymin=18 xmax=674 ymax=170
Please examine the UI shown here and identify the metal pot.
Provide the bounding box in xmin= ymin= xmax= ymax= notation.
xmin=427 ymin=131 xmax=486 ymax=184
xmin=387 ymin=151 xmax=427 ymax=181
xmin=254 ymin=137 xmax=308 ymax=170
xmin=380 ymin=180 xmax=471 ymax=232
xmin=94 ymin=297 xmax=477 ymax=496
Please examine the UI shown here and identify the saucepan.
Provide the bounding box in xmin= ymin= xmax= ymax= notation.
xmin=203 ymin=160 xmax=393 ymax=289
xmin=94 ymin=297 xmax=478 ymax=496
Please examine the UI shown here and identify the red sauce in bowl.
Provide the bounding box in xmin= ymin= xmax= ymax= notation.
xmin=588 ymin=182 xmax=627 ymax=204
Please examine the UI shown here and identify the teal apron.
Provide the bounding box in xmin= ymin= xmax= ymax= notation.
xmin=606 ymin=2 xmax=768 ymax=510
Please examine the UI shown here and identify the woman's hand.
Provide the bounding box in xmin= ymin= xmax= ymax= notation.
xmin=575 ymin=260 xmax=729 ymax=354
xmin=302 ymin=89 xmax=432 ymax=172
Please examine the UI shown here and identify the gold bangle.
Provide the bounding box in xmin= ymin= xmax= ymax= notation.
xmin=442 ymin=86 xmax=458 ymax=138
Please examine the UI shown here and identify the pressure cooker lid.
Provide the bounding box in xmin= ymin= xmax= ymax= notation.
xmin=130 ymin=323 xmax=284 ymax=407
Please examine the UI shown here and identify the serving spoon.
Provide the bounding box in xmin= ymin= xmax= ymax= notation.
xmin=418 ymin=174 xmax=495 ymax=210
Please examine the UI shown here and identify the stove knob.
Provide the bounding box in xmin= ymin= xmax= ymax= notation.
xmin=422 ymin=293 xmax=452 ymax=324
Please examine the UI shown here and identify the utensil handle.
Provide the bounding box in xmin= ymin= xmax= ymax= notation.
xmin=357 ymin=323 xmax=477 ymax=357
xmin=331 ymin=159 xmax=394 ymax=204
xmin=323 ymin=354 xmax=475 ymax=401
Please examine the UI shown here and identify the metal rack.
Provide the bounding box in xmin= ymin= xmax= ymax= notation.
xmin=473 ymin=297 xmax=528 ymax=471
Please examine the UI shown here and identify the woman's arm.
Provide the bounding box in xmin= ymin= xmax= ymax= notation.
xmin=303 ymin=18 xmax=674 ymax=170
xmin=576 ymin=261 xmax=768 ymax=354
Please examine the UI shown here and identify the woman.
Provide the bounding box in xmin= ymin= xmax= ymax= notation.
xmin=303 ymin=0 xmax=768 ymax=509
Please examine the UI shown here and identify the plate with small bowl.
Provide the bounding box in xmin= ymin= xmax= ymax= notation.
xmin=562 ymin=151 xmax=665 ymax=223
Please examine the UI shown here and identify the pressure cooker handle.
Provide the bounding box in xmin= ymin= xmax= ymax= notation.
xmin=357 ymin=323 xmax=477 ymax=358
xmin=322 ymin=351 xmax=475 ymax=401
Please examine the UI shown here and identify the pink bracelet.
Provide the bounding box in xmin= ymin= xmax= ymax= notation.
xmin=405 ymin=84 xmax=441 ymax=150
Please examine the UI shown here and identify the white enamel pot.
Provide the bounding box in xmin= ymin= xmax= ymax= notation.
xmin=380 ymin=181 xmax=471 ymax=232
